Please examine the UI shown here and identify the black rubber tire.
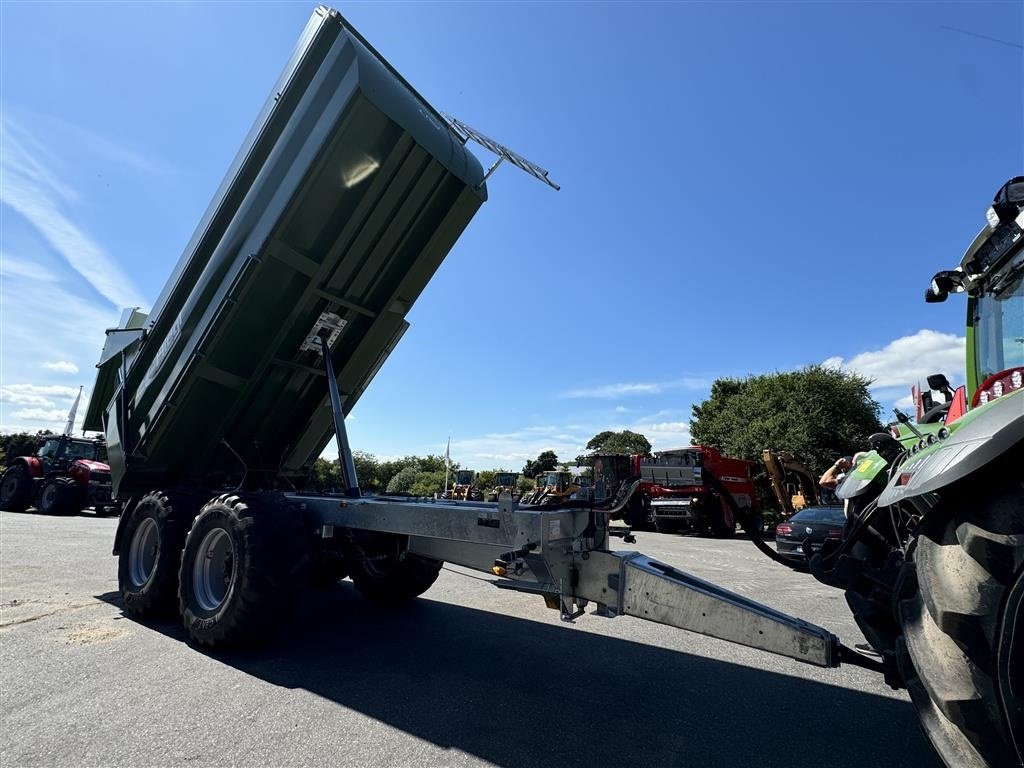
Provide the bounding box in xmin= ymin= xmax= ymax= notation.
xmin=711 ymin=523 xmax=738 ymax=538
xmin=0 ymin=465 xmax=33 ymax=512
xmin=349 ymin=533 xmax=441 ymax=606
xmin=118 ymin=491 xmax=192 ymax=618
xmin=895 ymin=463 xmax=1023 ymax=768
xmin=37 ymin=478 xmax=75 ymax=515
xmin=178 ymin=494 xmax=307 ymax=647
xmin=653 ymin=517 xmax=681 ymax=535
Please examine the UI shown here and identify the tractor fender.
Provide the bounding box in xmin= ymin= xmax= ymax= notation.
xmin=836 ymin=450 xmax=888 ymax=500
xmin=10 ymin=455 xmax=43 ymax=478
xmin=877 ymin=389 xmax=1024 ymax=506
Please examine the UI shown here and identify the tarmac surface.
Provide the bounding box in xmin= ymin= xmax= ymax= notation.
xmin=0 ymin=509 xmax=939 ymax=767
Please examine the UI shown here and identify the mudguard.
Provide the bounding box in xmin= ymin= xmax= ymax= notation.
xmin=836 ymin=450 xmax=888 ymax=500
xmin=877 ymin=389 xmax=1024 ymax=507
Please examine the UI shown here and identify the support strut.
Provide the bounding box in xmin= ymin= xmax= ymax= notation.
xmin=318 ymin=333 xmax=360 ymax=498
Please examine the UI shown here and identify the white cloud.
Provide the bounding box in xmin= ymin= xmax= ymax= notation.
xmin=43 ymin=360 xmax=79 ymax=374
xmin=9 ymin=407 xmax=69 ymax=422
xmin=0 ymin=116 xmax=146 ymax=310
xmin=614 ymin=405 xmax=629 ymax=413
xmin=0 ymin=384 xmax=81 ymax=403
xmin=0 ymin=252 xmax=57 ymax=282
xmin=1 ymin=116 xmax=134 ymax=440
xmin=634 ymin=420 xmax=692 ymax=450
xmin=823 ymin=330 xmax=965 ymax=389
xmin=448 ymin=424 xmax=591 ymax=468
xmin=561 ymin=377 xmax=708 ymax=399
xmin=0 ymin=387 xmax=92 ymax=435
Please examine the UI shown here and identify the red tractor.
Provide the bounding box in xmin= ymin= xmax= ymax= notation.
xmin=590 ymin=447 xmax=760 ymax=537
xmin=0 ymin=434 xmax=115 ymax=515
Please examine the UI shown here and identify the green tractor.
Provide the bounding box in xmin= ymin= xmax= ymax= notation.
xmin=811 ymin=177 xmax=1023 ymax=768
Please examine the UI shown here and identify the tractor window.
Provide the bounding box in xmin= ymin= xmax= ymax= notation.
xmin=65 ymin=442 xmax=97 ymax=461
xmin=37 ymin=439 xmax=60 ymax=458
xmin=975 ymin=251 xmax=1024 ymax=382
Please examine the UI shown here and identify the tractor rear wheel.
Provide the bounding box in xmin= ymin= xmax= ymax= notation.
xmin=895 ymin=457 xmax=1023 ymax=768
xmin=119 ymin=491 xmax=193 ymax=618
xmin=178 ymin=494 xmax=306 ymax=647
xmin=38 ymin=478 xmax=76 ymax=515
xmin=0 ymin=465 xmax=32 ymax=512
xmin=349 ymin=533 xmax=441 ymax=606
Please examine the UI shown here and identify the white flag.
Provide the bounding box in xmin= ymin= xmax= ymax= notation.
xmin=64 ymin=386 xmax=83 ymax=436
xmin=444 ymin=436 xmax=451 ymax=465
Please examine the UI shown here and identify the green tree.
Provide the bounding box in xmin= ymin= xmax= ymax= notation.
xmin=475 ymin=470 xmax=497 ymax=494
xmin=583 ymin=429 xmax=652 ymax=458
xmin=0 ymin=431 xmax=52 ymax=466
xmin=386 ymin=466 xmax=419 ymax=494
xmin=410 ymin=470 xmax=447 ymax=497
xmin=522 ymin=450 xmax=558 ymax=478
xmin=689 ymin=365 xmax=883 ymax=477
xmin=352 ymin=450 xmax=382 ymax=491
xmin=310 ymin=457 xmax=341 ymax=491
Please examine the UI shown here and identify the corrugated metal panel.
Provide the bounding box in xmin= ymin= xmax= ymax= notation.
xmin=100 ymin=7 xmax=486 ymax=494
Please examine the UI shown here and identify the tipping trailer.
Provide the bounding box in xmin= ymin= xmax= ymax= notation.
xmin=88 ymin=1 xmax=881 ymax=724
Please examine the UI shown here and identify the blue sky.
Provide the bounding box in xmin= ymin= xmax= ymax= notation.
xmin=1 ymin=2 xmax=1021 ymax=469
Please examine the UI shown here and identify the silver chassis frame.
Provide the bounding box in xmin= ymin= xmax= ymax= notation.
xmin=288 ymin=493 xmax=839 ymax=668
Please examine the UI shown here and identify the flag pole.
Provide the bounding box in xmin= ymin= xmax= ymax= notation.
xmin=444 ymin=436 xmax=451 ymax=495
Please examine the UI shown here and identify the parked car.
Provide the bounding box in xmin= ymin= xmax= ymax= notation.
xmin=774 ymin=506 xmax=845 ymax=564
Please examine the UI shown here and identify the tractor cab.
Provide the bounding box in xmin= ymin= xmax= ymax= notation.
xmin=586 ymin=454 xmax=634 ymax=502
xmin=36 ymin=436 xmax=102 ymax=472
xmin=488 ymin=472 xmax=520 ymax=501
xmin=534 ymin=471 xmax=573 ymax=493
xmin=494 ymin=472 xmax=517 ymax=488
xmin=453 ymin=470 xmax=475 ymax=487
xmin=901 ymin=179 xmax=1024 ymax=446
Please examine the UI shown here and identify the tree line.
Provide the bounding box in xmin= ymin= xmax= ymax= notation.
xmin=3 ymin=367 xmax=882 ymax=509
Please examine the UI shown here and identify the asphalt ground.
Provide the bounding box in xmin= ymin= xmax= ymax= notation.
xmin=0 ymin=509 xmax=939 ymax=768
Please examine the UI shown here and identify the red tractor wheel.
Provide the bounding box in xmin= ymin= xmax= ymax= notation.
xmin=38 ymin=478 xmax=76 ymax=515
xmin=0 ymin=466 xmax=33 ymax=512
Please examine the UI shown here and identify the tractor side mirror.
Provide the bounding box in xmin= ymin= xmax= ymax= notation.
xmin=926 ymin=373 xmax=954 ymax=400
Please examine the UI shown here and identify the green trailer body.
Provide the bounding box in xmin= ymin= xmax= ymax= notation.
xmin=83 ymin=6 xmax=487 ymax=497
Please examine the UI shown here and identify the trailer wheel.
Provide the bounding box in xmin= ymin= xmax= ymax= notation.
xmin=38 ymin=478 xmax=75 ymax=515
xmin=118 ymin=491 xmax=191 ymax=618
xmin=349 ymin=533 xmax=441 ymax=606
xmin=0 ymin=465 xmax=33 ymax=512
xmin=895 ymin=464 xmax=1023 ymax=768
xmin=178 ymin=494 xmax=306 ymax=647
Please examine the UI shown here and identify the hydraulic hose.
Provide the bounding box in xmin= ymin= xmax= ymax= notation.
xmin=701 ymin=468 xmax=808 ymax=571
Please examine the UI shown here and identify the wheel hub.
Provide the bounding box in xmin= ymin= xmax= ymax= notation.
xmin=128 ymin=517 xmax=160 ymax=588
xmin=192 ymin=528 xmax=235 ymax=612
